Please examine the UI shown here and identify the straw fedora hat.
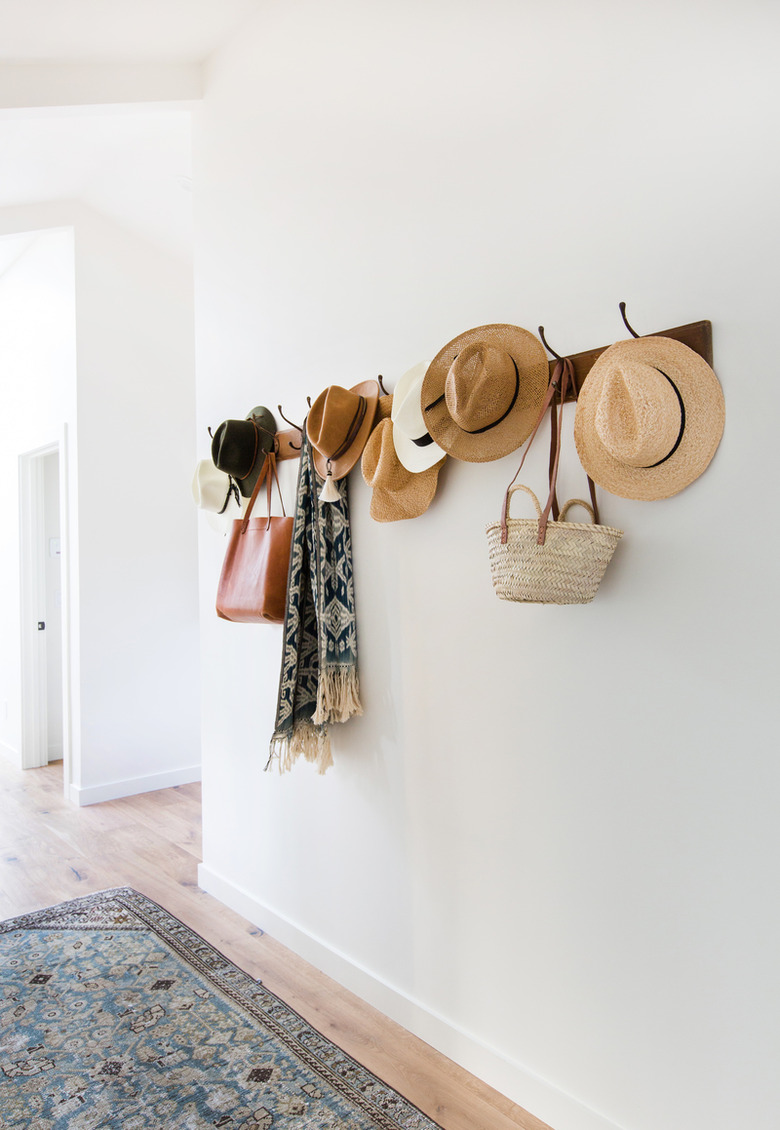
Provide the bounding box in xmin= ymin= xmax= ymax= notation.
xmin=574 ymin=336 xmax=725 ymax=500
xmin=362 ymin=417 xmax=445 ymax=522
xmin=211 ymin=406 xmax=277 ymax=497
xmin=420 ymin=325 xmax=549 ymax=463
xmin=307 ymin=380 xmax=380 ymax=481
xmin=391 ymin=361 xmax=447 ymax=472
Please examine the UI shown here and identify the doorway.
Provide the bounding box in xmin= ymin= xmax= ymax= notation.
xmin=19 ymin=436 xmax=71 ymax=791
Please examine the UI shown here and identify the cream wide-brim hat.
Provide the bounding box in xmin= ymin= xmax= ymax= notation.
xmin=573 ymin=336 xmax=725 ymax=500
xmin=421 ymin=324 xmax=550 ymax=463
xmin=361 ymin=417 xmax=445 ymax=522
xmin=391 ymin=361 xmax=447 ymax=472
xmin=191 ymin=460 xmax=247 ymax=532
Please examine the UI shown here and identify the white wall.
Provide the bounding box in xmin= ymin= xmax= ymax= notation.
xmin=0 ymin=229 xmax=76 ymax=765
xmin=71 ymin=205 xmax=201 ymax=802
xmin=0 ymin=203 xmax=201 ymax=802
xmin=194 ymin=3 xmax=780 ymax=1129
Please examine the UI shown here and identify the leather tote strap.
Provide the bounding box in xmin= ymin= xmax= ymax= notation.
xmin=239 ymin=450 xmax=286 ymax=533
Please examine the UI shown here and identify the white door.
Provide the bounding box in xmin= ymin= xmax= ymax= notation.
xmin=19 ymin=441 xmax=69 ymax=778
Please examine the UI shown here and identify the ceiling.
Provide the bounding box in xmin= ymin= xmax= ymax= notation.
xmin=0 ymin=0 xmax=262 ymax=62
xmin=0 ymin=1 xmax=264 ymax=261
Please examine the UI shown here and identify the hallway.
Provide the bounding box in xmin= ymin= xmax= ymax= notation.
xmin=0 ymin=757 xmax=547 ymax=1130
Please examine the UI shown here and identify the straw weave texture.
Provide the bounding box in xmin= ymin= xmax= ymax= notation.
xmin=486 ymin=487 xmax=622 ymax=604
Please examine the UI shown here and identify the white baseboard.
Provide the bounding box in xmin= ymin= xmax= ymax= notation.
xmin=198 ymin=863 xmax=625 ymax=1130
xmin=70 ymin=764 xmax=201 ymax=806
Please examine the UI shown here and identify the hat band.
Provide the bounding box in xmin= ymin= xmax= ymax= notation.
xmin=642 ymin=368 xmax=686 ymax=468
xmin=218 ymin=477 xmax=241 ymax=514
xmin=327 ymin=397 xmax=368 ymax=462
xmin=424 ymin=358 xmax=520 ymax=435
xmin=411 ymin=432 xmax=435 ymax=448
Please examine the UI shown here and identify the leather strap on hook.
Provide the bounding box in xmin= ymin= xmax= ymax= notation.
xmin=501 ymin=358 xmax=601 ymax=544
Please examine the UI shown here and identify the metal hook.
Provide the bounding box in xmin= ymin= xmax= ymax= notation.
xmin=377 ymin=374 xmax=389 ymax=395
xmin=277 ymin=404 xmax=303 ymax=432
xmin=538 ymin=326 xmax=563 ymax=361
xmin=619 ymin=301 xmax=641 ymax=338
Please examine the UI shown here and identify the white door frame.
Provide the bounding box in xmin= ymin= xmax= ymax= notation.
xmin=19 ymin=429 xmax=73 ymax=794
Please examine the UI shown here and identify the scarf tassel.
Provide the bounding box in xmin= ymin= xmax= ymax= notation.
xmin=319 ymin=470 xmax=341 ymax=503
xmin=267 ymin=723 xmax=334 ymax=776
xmin=313 ymin=667 xmax=363 ymax=725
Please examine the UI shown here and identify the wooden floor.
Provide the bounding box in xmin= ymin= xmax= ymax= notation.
xmin=0 ymin=756 xmax=551 ymax=1130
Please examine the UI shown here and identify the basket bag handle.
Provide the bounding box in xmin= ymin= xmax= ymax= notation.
xmin=500 ymin=358 xmax=569 ymax=545
xmin=501 ymin=358 xmax=601 ymax=546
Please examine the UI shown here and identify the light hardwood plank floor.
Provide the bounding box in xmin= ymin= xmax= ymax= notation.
xmin=0 ymin=756 xmax=551 ymax=1130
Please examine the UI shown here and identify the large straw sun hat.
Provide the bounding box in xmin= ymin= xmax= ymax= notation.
xmin=420 ymin=324 xmax=549 ymax=463
xmin=573 ymin=336 xmax=725 ymax=500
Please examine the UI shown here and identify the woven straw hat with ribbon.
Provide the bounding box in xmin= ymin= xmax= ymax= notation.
xmin=211 ymin=406 xmax=277 ymax=497
xmin=306 ymin=381 xmax=380 ymax=501
xmin=362 ymin=415 xmax=445 ymax=522
xmin=574 ymin=336 xmax=725 ymax=500
xmin=421 ymin=325 xmax=550 ymax=463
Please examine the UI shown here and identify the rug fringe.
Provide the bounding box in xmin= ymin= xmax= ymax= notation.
xmin=313 ymin=667 xmax=363 ymax=725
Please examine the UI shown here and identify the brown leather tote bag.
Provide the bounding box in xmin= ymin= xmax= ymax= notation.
xmin=216 ymin=451 xmax=293 ymax=624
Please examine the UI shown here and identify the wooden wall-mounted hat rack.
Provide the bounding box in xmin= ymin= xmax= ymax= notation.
xmin=541 ymin=304 xmax=713 ymax=402
xmin=275 ymin=427 xmax=304 ymax=460
xmin=273 ymin=403 xmax=304 ymax=461
xmin=264 ymin=306 xmax=713 ymax=454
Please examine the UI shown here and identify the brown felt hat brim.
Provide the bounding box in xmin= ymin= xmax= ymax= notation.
xmin=310 ymin=380 xmax=380 ymax=482
xmin=574 ymin=336 xmax=725 ymax=500
xmin=420 ymin=324 xmax=550 ymax=463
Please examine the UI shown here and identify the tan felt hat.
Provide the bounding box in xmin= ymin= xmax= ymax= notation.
xmin=574 ymin=336 xmax=725 ymax=500
xmin=420 ymin=325 xmax=550 ymax=463
xmin=361 ymin=417 xmax=445 ymax=522
xmin=306 ymin=380 xmax=380 ymax=481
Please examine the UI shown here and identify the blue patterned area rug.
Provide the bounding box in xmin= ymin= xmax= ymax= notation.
xmin=0 ymin=887 xmax=442 ymax=1129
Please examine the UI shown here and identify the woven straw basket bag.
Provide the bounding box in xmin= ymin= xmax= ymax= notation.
xmin=486 ymin=355 xmax=623 ymax=605
xmin=486 ymin=484 xmax=622 ymax=604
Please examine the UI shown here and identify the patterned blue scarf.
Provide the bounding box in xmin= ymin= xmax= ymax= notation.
xmin=268 ymin=432 xmax=362 ymax=773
